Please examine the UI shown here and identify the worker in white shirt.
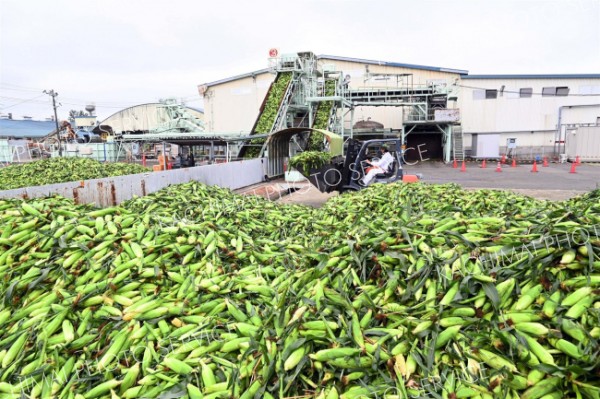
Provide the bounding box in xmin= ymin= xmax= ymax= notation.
xmin=360 ymin=145 xmax=394 ymax=186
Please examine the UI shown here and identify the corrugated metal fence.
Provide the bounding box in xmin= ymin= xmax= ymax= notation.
xmin=0 ymin=159 xmax=265 ymax=207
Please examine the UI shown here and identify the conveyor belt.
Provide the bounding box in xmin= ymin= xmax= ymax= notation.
xmin=346 ymin=87 xmax=438 ymax=103
xmin=238 ymin=72 xmax=294 ymax=158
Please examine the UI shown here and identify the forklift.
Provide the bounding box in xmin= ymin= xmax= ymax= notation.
xmin=298 ymin=138 xmax=412 ymax=193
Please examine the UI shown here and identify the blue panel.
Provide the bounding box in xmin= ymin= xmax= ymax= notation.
xmin=0 ymin=119 xmax=56 ymax=138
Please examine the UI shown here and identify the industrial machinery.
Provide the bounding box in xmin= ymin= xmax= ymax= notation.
xmin=296 ymin=138 xmax=410 ymax=193
xmin=32 ymin=121 xmax=80 ymax=156
xmin=239 ymin=51 xmax=461 ymax=163
xmin=238 ymin=52 xmax=333 ymax=158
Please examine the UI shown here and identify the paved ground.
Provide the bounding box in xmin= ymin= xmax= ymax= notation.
xmin=237 ymin=161 xmax=599 ymax=206
xmin=409 ymin=161 xmax=599 ymax=201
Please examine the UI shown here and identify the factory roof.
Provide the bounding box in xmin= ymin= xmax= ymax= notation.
xmin=202 ymin=69 xmax=272 ymax=88
xmin=200 ymin=55 xmax=469 ymax=88
xmin=462 ymin=74 xmax=600 ymax=79
xmin=319 ymin=55 xmax=468 ymax=75
xmin=0 ymin=119 xmax=56 ymax=139
xmin=99 ymin=102 xmax=204 ymax=124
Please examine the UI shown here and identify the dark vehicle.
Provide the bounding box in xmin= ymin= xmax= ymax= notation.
xmin=75 ymin=130 xmax=102 ymax=143
xmin=298 ymin=138 xmax=409 ymax=193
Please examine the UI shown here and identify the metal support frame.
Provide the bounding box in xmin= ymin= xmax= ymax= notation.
xmin=435 ymin=124 xmax=452 ymax=162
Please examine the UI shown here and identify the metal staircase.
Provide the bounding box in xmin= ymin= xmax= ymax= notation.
xmin=152 ymin=100 xmax=205 ymax=134
xmin=452 ymin=126 xmax=464 ymax=161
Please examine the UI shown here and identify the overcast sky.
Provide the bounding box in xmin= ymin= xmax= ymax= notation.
xmin=1 ymin=0 xmax=598 ymax=121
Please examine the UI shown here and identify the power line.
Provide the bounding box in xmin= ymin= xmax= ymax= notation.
xmin=1 ymin=83 xmax=202 ymax=106
xmin=0 ymin=94 xmax=47 ymax=110
xmin=0 ymin=83 xmax=46 ymax=92
xmin=0 ymin=94 xmax=203 ymax=109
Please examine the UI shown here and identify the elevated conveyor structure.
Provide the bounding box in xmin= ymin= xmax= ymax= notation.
xmin=238 ymin=52 xmax=461 ymax=163
xmin=340 ymin=75 xmax=460 ymax=163
xmin=239 ymin=52 xmax=320 ymax=158
xmin=237 ymin=72 xmax=293 ymax=158
xmin=309 ymin=74 xmax=344 ymax=150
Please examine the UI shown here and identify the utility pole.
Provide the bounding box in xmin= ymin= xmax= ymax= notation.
xmin=44 ymin=89 xmax=62 ymax=156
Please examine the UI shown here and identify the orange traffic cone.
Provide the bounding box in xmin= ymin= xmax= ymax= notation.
xmin=460 ymin=161 xmax=466 ymax=172
xmin=531 ymin=161 xmax=539 ymax=173
xmin=495 ymin=162 xmax=502 ymax=172
xmin=501 ymin=154 xmax=506 ymax=164
xmin=575 ymin=155 xmax=581 ymax=165
xmin=511 ymin=159 xmax=517 ymax=168
xmin=543 ymin=157 xmax=548 ymax=167
xmin=570 ymin=162 xmax=577 ymax=174
xmin=453 ymin=159 xmax=458 ymax=169
xmin=480 ymin=159 xmax=487 ymax=168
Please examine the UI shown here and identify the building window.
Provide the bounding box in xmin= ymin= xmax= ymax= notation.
xmin=485 ymin=89 xmax=498 ymax=99
xmin=542 ymin=86 xmax=570 ymax=96
xmin=520 ymin=88 xmax=533 ymax=98
xmin=472 ymin=90 xmax=485 ymax=100
xmin=579 ymin=85 xmax=600 ymax=95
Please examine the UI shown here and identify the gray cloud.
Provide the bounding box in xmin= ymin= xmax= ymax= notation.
xmin=1 ymin=0 xmax=598 ymax=121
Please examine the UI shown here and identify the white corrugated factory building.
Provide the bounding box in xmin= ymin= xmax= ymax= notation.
xmin=458 ymin=74 xmax=600 ymax=160
xmin=199 ymin=55 xmax=465 ymax=133
xmin=198 ymin=53 xmax=600 ymax=162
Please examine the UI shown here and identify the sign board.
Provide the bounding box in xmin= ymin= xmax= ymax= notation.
xmin=434 ymin=109 xmax=460 ymax=122
xmin=269 ymin=48 xmax=279 ymax=58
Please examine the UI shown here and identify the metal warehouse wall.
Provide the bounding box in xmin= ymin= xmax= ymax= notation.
xmin=462 ymin=130 xmax=558 ymax=159
xmin=566 ymin=126 xmax=600 ymax=162
xmin=458 ymin=78 xmax=600 ymax=133
xmin=319 ymin=59 xmax=460 ymax=87
xmin=202 ymin=73 xmax=275 ymax=133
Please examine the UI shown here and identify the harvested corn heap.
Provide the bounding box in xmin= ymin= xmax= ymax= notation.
xmin=0 ymin=183 xmax=598 ymax=398
xmin=0 ymin=158 xmax=149 ymax=191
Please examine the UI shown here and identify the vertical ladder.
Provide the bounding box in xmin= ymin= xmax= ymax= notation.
xmin=452 ymin=126 xmax=464 ymax=161
xmin=326 ymin=101 xmax=340 ymax=133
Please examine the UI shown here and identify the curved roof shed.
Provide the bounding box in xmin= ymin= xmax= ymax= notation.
xmin=95 ymin=103 xmax=204 ymax=134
